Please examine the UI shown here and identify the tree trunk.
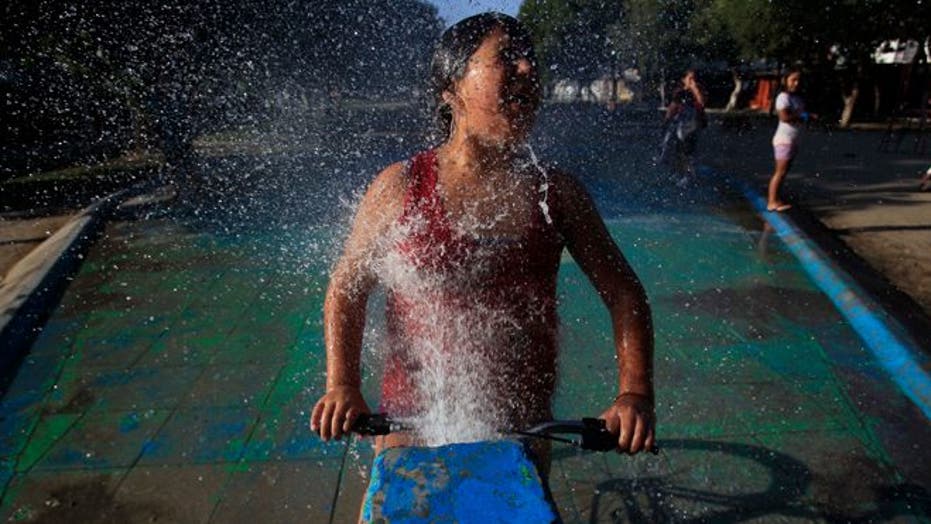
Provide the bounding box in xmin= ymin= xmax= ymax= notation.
xmin=128 ymin=99 xmax=153 ymax=154
xmin=840 ymin=81 xmax=859 ymax=128
xmin=873 ymin=83 xmax=881 ymax=117
xmin=658 ymin=65 xmax=667 ymax=108
xmin=614 ymin=74 xmax=620 ymax=104
xmin=725 ymin=70 xmax=743 ymax=112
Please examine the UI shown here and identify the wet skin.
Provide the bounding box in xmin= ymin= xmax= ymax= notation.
xmin=311 ymin=26 xmax=655 ymax=458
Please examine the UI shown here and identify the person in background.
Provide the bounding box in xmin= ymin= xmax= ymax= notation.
xmin=661 ymin=69 xmax=707 ymax=187
xmin=767 ymin=68 xmax=812 ymax=211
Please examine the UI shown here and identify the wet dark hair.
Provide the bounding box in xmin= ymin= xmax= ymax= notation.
xmin=782 ymin=67 xmax=802 ymax=88
xmin=428 ymin=12 xmax=537 ymax=141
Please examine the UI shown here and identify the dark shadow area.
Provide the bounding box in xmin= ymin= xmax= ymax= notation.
xmin=1 ymin=1 xmax=443 ymax=184
xmin=776 ymin=204 xmax=931 ymax=352
xmin=0 ymin=166 xmax=159 ymax=216
xmin=583 ymin=439 xmax=930 ymax=523
xmin=1 ymin=475 xmax=168 ymax=524
xmin=823 ymin=365 xmax=931 ymax=496
xmin=0 ymin=237 xmax=50 ymax=246
xmin=0 ymin=192 xmax=135 ymax=395
xmin=795 ymin=188 xmax=931 ymax=220
xmin=835 ymin=224 xmax=931 ymax=234
xmin=657 ymin=283 xmax=837 ymax=341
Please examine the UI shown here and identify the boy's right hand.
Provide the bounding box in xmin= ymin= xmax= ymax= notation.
xmin=310 ymin=386 xmax=370 ymax=441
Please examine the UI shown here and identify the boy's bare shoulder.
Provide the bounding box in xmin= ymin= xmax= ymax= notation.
xmin=372 ymin=161 xmax=408 ymax=194
xmin=361 ymin=161 xmax=408 ymax=209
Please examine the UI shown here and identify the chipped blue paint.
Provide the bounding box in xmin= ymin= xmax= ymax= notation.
xmin=139 ymin=439 xmax=160 ymax=456
xmin=119 ymin=413 xmax=140 ymax=433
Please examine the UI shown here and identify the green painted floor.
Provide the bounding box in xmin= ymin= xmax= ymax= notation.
xmin=1 ymin=205 xmax=928 ymax=522
xmin=2 ymin=104 xmax=930 ymax=522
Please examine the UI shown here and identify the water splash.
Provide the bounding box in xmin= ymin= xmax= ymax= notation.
xmin=527 ymin=145 xmax=553 ymax=225
xmin=355 ymin=152 xmax=558 ymax=446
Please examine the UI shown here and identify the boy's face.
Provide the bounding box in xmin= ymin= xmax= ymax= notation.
xmin=446 ymin=27 xmax=541 ymax=147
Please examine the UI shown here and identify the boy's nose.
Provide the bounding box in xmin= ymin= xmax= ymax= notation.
xmin=515 ymin=57 xmax=532 ymax=76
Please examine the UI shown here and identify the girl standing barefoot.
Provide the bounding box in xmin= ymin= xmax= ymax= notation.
xmin=767 ymin=68 xmax=809 ymax=211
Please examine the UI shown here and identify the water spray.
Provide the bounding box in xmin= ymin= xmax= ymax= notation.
xmin=350 ymin=413 xmax=660 ymax=454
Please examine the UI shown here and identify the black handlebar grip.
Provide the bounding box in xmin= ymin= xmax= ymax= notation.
xmin=579 ymin=417 xmax=618 ymax=451
xmin=579 ymin=418 xmax=660 ymax=454
xmin=350 ymin=413 xmax=393 ymax=436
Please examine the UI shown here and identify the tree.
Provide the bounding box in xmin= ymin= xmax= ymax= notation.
xmin=518 ymin=0 xmax=930 ymax=124
xmin=519 ymin=0 xmax=705 ymax=105
xmin=520 ymin=0 xmax=624 ymax=84
xmin=622 ymin=0 xmax=702 ymax=105
xmin=690 ymin=0 xmax=931 ymax=124
xmin=0 ymin=0 xmax=443 ymax=177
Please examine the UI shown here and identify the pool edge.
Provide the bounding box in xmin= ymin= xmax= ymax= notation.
xmin=0 ymin=188 xmax=135 ymax=392
xmin=703 ymin=165 xmax=931 ymax=420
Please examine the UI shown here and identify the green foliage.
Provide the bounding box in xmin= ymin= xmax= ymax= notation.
xmin=520 ymin=0 xmax=624 ymax=82
xmin=519 ymin=0 xmax=705 ymax=99
xmin=520 ymin=0 xmax=931 ymax=82
xmin=625 ymin=0 xmax=703 ymax=88
xmin=688 ymin=0 xmax=775 ymax=62
xmin=691 ymin=0 xmax=931 ymax=67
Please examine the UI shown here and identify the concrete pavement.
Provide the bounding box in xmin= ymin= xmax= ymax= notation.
xmin=702 ymin=115 xmax=931 ymax=349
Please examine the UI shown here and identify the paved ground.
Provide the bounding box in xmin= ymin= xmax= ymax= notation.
xmin=0 ymin=216 xmax=73 ymax=282
xmin=703 ymin=116 xmax=931 ymax=334
xmin=4 ymin=113 xmax=928 ymax=329
xmin=0 ymin=106 xmax=929 ymax=522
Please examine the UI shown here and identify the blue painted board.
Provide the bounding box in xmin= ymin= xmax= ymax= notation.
xmin=361 ymin=440 xmax=557 ymax=523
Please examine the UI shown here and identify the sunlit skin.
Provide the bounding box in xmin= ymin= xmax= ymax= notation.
xmin=683 ymin=71 xmax=705 ymax=105
xmin=768 ymin=71 xmax=810 ymax=211
xmin=310 ymin=27 xmax=655 ymax=462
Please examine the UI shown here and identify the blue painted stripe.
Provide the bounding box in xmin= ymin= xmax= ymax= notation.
xmin=728 ymin=174 xmax=931 ymax=420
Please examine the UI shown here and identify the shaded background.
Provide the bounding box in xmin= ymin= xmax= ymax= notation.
xmin=3 ymin=0 xmax=928 ymax=188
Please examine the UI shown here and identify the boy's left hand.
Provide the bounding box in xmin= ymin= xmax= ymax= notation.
xmin=599 ymin=393 xmax=656 ymax=454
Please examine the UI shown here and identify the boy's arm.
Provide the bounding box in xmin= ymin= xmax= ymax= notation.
xmin=311 ymin=162 xmax=406 ymax=441
xmin=555 ymin=171 xmax=655 ymax=454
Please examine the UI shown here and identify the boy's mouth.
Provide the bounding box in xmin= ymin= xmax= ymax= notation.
xmin=503 ymin=88 xmax=539 ymax=112
xmin=505 ymin=92 xmax=531 ymax=107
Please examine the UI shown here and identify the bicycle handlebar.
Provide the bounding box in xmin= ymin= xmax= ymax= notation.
xmin=350 ymin=413 xmax=403 ymax=436
xmin=350 ymin=413 xmax=658 ymax=454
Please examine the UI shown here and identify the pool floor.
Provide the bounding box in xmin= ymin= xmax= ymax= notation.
xmin=1 ymin=209 xmax=928 ymax=522
xmin=2 ymin=108 xmax=930 ymax=522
